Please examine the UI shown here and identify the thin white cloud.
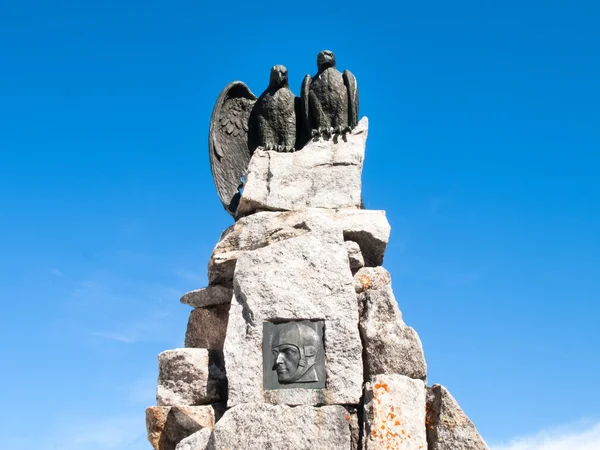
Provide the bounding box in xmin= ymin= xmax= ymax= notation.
xmin=62 ymin=415 xmax=147 ymax=450
xmin=62 ymin=272 xmax=186 ymax=345
xmin=493 ymin=420 xmax=600 ymax=450
xmin=6 ymin=412 xmax=148 ymax=450
xmin=6 ymin=376 xmax=157 ymax=450
xmin=428 ymin=196 xmax=445 ymax=215
xmin=176 ymin=269 xmax=206 ymax=283
xmin=123 ymin=376 xmax=157 ymax=404
xmin=92 ymin=310 xmax=175 ymax=344
xmin=51 ymin=268 xmax=63 ymax=276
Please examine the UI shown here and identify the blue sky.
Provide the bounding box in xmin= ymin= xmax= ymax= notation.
xmin=1 ymin=0 xmax=599 ymax=448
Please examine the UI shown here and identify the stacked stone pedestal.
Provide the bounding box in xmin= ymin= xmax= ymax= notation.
xmin=146 ymin=118 xmax=489 ymax=449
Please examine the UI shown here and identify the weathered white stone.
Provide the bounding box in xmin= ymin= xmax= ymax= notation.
xmin=359 ymin=283 xmax=427 ymax=380
xmin=206 ymin=403 xmax=353 ymax=450
xmin=175 ymin=428 xmax=211 ymax=450
xmin=224 ymin=229 xmax=363 ymax=406
xmin=237 ymin=117 xmax=368 ymax=217
xmin=354 ymin=266 xmax=392 ymax=294
xmin=208 ymin=208 xmax=389 ymax=285
xmin=157 ymin=349 xmax=225 ymax=406
xmin=184 ymin=305 xmax=229 ymax=350
xmin=363 ymin=375 xmax=427 ymax=450
xmin=145 ymin=405 xmax=217 ymax=450
xmin=335 ymin=209 xmax=390 ymax=266
xmin=426 ymin=384 xmax=489 ymax=450
xmin=345 ymin=240 xmax=364 ymax=270
xmin=180 ymin=285 xmax=233 ymax=308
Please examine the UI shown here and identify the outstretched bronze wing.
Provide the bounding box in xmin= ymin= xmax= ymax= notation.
xmin=343 ymin=70 xmax=359 ymax=129
xmin=209 ymin=81 xmax=257 ymax=216
xmin=299 ymin=74 xmax=313 ymax=148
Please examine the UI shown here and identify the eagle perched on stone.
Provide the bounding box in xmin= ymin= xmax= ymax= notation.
xmin=300 ymin=50 xmax=359 ymax=140
xmin=208 ymin=51 xmax=360 ymax=218
xmin=208 ymin=65 xmax=298 ymax=216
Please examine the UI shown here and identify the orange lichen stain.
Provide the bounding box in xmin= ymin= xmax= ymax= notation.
xmin=359 ymin=274 xmax=372 ymax=289
xmin=344 ymin=413 xmax=352 ymax=423
xmin=369 ymin=382 xmax=417 ymax=450
xmin=425 ymin=399 xmax=438 ymax=431
xmin=374 ymin=382 xmax=390 ymax=393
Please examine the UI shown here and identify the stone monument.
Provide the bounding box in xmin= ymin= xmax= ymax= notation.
xmin=145 ymin=50 xmax=489 ymax=450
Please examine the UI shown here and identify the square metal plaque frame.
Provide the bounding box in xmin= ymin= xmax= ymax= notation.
xmin=263 ymin=320 xmax=326 ymax=390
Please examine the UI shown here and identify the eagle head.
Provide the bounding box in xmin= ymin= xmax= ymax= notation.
xmin=270 ymin=65 xmax=289 ymax=88
xmin=317 ymin=50 xmax=336 ymax=71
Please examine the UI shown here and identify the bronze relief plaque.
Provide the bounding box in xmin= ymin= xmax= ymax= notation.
xmin=263 ymin=320 xmax=326 ymax=390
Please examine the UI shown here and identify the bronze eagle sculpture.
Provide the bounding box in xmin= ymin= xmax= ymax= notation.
xmin=208 ymin=51 xmax=359 ymax=217
xmin=300 ymin=50 xmax=359 ymax=138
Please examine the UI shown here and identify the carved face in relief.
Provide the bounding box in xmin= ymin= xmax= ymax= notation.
xmin=272 ymin=344 xmax=301 ymax=383
xmin=271 ymin=322 xmax=320 ymax=384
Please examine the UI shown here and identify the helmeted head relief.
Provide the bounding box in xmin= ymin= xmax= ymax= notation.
xmin=271 ymin=322 xmax=321 ymax=384
xmin=317 ymin=50 xmax=336 ymax=71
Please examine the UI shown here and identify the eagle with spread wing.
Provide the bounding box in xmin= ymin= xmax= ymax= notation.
xmin=209 ymin=65 xmax=298 ymax=216
xmin=209 ymin=52 xmax=360 ymax=218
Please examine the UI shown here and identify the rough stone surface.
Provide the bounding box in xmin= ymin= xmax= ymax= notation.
xmin=346 ymin=407 xmax=361 ymax=450
xmin=175 ymin=428 xmax=212 ymax=450
xmin=345 ymin=240 xmax=364 ymax=270
xmin=426 ymin=384 xmax=489 ymax=450
xmin=180 ymin=285 xmax=233 ymax=308
xmin=157 ymin=349 xmax=225 ymax=406
xmin=237 ymin=117 xmax=368 ymax=217
xmin=337 ymin=209 xmax=390 ymax=266
xmin=145 ymin=405 xmax=216 ymax=450
xmin=208 ymin=208 xmax=389 ymax=285
xmin=358 ymin=284 xmax=427 ymax=380
xmin=363 ymin=375 xmax=427 ymax=450
xmin=354 ymin=266 xmax=392 ymax=294
xmin=224 ymin=229 xmax=363 ymax=406
xmin=205 ymin=403 xmax=353 ymax=450
xmin=184 ymin=305 xmax=230 ymax=350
